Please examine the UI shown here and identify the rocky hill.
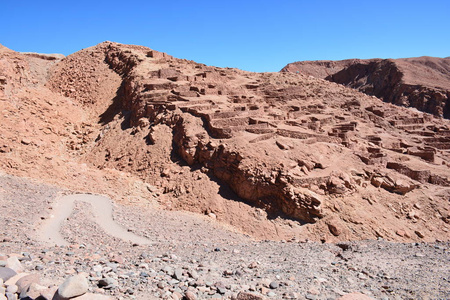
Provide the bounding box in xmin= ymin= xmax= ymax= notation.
xmin=1 ymin=42 xmax=449 ymax=243
xmin=0 ymin=42 xmax=449 ymax=300
xmin=281 ymin=57 xmax=450 ymax=118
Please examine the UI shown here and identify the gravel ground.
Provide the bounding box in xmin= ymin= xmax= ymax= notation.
xmin=0 ymin=173 xmax=449 ymax=300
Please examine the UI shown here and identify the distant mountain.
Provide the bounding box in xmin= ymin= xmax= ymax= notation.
xmin=282 ymin=56 xmax=450 ymax=118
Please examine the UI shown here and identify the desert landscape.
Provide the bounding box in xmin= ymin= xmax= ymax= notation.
xmin=0 ymin=42 xmax=448 ymax=300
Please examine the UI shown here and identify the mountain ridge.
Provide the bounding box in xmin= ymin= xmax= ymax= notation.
xmin=281 ymin=56 xmax=450 ymax=118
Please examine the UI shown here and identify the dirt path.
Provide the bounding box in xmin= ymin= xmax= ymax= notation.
xmin=38 ymin=193 xmax=152 ymax=246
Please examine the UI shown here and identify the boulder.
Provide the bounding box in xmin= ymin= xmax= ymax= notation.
xmin=15 ymin=273 xmax=40 ymax=294
xmin=0 ymin=268 xmax=16 ymax=282
xmin=57 ymin=274 xmax=88 ymax=299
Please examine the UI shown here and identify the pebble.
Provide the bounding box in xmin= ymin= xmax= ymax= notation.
xmin=269 ymin=281 xmax=279 ymax=289
xmin=163 ymin=266 xmax=174 ymax=276
xmin=358 ymin=273 xmax=368 ymax=280
xmin=308 ymin=287 xmax=320 ymax=295
xmin=305 ymin=293 xmax=317 ymax=300
xmin=35 ymin=265 xmax=44 ymax=271
xmin=174 ymin=268 xmax=183 ymax=280
xmin=98 ymin=277 xmax=117 ymax=289
xmin=188 ymin=269 xmax=199 ymax=279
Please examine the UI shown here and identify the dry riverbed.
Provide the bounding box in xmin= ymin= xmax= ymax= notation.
xmin=0 ymin=173 xmax=449 ymax=300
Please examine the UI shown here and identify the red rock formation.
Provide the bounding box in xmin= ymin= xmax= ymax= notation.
xmin=1 ymin=42 xmax=449 ymax=241
xmin=282 ymin=57 xmax=450 ymax=118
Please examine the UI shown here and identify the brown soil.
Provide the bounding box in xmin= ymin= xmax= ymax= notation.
xmin=0 ymin=42 xmax=449 ymax=243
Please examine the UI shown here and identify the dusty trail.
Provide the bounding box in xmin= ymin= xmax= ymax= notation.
xmin=39 ymin=194 xmax=152 ymax=246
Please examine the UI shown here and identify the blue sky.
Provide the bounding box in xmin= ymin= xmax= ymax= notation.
xmin=1 ymin=0 xmax=449 ymax=72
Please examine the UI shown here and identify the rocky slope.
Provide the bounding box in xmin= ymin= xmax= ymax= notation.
xmin=1 ymin=41 xmax=450 ymax=300
xmin=281 ymin=57 xmax=450 ymax=118
xmin=1 ymin=42 xmax=449 ymax=244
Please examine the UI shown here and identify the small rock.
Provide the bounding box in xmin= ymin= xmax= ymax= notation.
xmin=98 ymin=277 xmax=117 ymax=289
xmin=21 ymin=138 xmax=31 ymax=145
xmin=248 ymin=262 xmax=258 ymax=269
xmin=162 ymin=266 xmax=174 ymax=276
xmin=236 ymin=291 xmax=266 ymax=300
xmin=174 ymin=268 xmax=183 ymax=280
xmin=0 ymin=268 xmax=17 ymax=282
xmin=57 ymin=274 xmax=89 ymax=299
xmin=327 ymin=222 xmax=341 ymax=236
xmin=35 ymin=265 xmax=44 ymax=271
xmin=188 ymin=269 xmax=199 ymax=279
xmin=308 ymin=287 xmax=320 ymax=295
xmin=260 ymin=287 xmax=269 ymax=295
xmin=139 ymin=271 xmax=149 ymax=278
xmin=276 ymin=140 xmax=290 ymax=150
xmin=185 ymin=291 xmax=197 ymax=300
xmin=305 ymin=294 xmax=317 ymax=300
xmin=269 ymin=281 xmax=279 ymax=289
xmin=5 ymin=257 xmax=22 ymax=273
xmin=415 ymin=230 xmax=425 ymax=238
xmin=5 ymin=285 xmax=18 ymax=294
xmin=92 ymin=265 xmax=103 ymax=272
xmin=358 ymin=273 xmax=368 ymax=280
xmin=5 ymin=293 xmax=17 ymax=300
xmin=217 ymin=286 xmax=227 ymax=294
xmin=396 ymin=230 xmax=406 ymax=237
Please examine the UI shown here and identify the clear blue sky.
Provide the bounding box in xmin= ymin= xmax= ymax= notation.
xmin=1 ymin=0 xmax=449 ymax=72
